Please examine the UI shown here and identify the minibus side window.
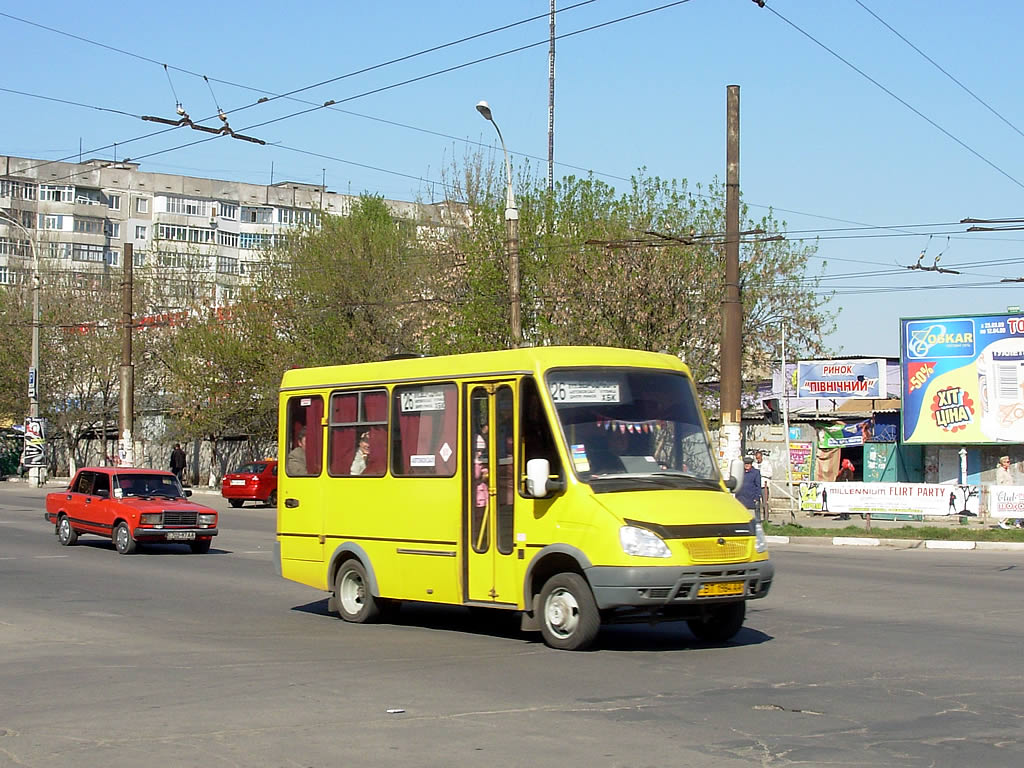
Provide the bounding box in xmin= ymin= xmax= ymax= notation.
xmin=328 ymin=389 xmax=388 ymax=477
xmin=520 ymin=376 xmax=561 ymax=493
xmin=391 ymin=383 xmax=457 ymax=477
xmin=286 ymin=396 xmax=323 ymax=477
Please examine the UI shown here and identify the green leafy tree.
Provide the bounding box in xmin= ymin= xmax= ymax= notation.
xmin=254 ymin=194 xmax=432 ymax=367
xmin=0 ymin=283 xmax=31 ymax=422
xmin=38 ymin=273 xmax=122 ymax=474
xmin=429 ymin=163 xmax=832 ymax=391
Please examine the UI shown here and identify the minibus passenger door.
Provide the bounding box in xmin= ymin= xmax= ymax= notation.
xmin=279 ymin=395 xmax=325 ymax=565
xmin=465 ymin=383 xmax=519 ymax=605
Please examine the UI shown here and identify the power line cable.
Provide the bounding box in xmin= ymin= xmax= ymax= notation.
xmin=852 ymin=0 xmax=1024 ymax=141
xmin=757 ymin=2 xmax=1024 ymax=191
xmin=0 ymin=2 xmax=603 ymax=179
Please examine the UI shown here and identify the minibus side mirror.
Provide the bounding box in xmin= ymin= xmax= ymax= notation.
xmin=525 ymin=458 xmax=563 ymax=498
xmin=725 ymin=458 xmax=745 ymax=494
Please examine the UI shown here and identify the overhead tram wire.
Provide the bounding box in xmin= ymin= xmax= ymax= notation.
xmin=754 ymin=3 xmax=1024 ymax=192
xmin=0 ymin=1 xmax=604 ymax=179
xmin=9 ymin=1 xmax=697 ymax=190
xmin=5 ymin=4 xmax=991 ymax=244
xmin=853 ymin=0 xmax=1024 ymax=142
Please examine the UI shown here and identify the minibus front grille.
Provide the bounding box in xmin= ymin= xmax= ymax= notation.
xmin=162 ymin=511 xmax=198 ymax=526
xmin=683 ymin=539 xmax=752 ymax=563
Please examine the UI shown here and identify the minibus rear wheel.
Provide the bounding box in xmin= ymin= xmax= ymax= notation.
xmin=687 ymin=601 xmax=745 ymax=643
xmin=335 ymin=560 xmax=381 ymax=623
xmin=538 ymin=573 xmax=600 ymax=651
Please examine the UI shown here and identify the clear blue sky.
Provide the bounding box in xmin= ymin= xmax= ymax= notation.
xmin=3 ymin=0 xmax=1022 ymax=357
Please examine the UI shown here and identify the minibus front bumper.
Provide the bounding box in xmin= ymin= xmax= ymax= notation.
xmin=586 ymin=560 xmax=774 ymax=610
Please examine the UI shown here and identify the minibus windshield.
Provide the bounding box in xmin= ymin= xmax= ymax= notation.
xmin=547 ymin=368 xmax=720 ymax=491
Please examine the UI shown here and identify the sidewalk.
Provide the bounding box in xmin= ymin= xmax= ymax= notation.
xmin=763 ymin=503 xmax=1024 ymax=552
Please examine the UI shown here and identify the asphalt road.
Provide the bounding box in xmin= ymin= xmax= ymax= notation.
xmin=1 ymin=483 xmax=1022 ymax=767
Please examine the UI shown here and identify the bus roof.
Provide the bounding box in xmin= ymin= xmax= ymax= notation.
xmin=279 ymin=346 xmax=689 ymax=391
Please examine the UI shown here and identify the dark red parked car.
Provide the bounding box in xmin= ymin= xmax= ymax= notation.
xmin=221 ymin=459 xmax=277 ymax=508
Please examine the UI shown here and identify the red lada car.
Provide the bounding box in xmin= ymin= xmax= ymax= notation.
xmin=44 ymin=468 xmax=218 ymax=554
xmin=221 ymin=460 xmax=277 ymax=508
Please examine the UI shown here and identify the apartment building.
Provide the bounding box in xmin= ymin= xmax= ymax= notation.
xmin=0 ymin=154 xmax=444 ymax=308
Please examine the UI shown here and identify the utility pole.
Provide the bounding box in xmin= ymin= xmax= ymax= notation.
xmin=548 ymin=0 xmax=555 ymax=191
xmin=719 ymin=85 xmax=743 ymax=478
xmin=119 ymin=243 xmax=135 ymax=467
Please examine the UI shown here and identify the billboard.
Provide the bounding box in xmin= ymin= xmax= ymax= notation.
xmin=799 ymin=482 xmax=980 ymax=517
xmin=796 ymin=359 xmax=886 ymax=399
xmin=901 ymin=313 xmax=1024 ymax=444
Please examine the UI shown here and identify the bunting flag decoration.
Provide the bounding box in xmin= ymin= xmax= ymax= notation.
xmin=595 ymin=417 xmax=665 ymax=433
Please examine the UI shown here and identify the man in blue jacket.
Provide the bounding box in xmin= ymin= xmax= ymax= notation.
xmin=735 ymin=455 xmax=763 ymax=520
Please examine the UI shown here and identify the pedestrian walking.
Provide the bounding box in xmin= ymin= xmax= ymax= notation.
xmin=170 ymin=443 xmax=186 ymax=483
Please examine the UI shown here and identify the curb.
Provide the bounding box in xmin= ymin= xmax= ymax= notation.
xmin=768 ymin=534 xmax=1024 ymax=552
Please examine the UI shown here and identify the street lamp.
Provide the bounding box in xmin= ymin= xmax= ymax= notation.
xmin=0 ymin=209 xmax=43 ymax=487
xmin=475 ymin=100 xmax=521 ymax=347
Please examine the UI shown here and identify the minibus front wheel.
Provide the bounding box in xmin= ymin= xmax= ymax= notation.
xmin=335 ymin=560 xmax=381 ymax=623
xmin=539 ymin=573 xmax=600 ymax=651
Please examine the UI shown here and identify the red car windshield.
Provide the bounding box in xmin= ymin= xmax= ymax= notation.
xmin=114 ymin=473 xmax=185 ymax=499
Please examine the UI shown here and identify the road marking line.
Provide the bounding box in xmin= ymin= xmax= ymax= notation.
xmin=34 ymin=554 xmax=70 ymax=559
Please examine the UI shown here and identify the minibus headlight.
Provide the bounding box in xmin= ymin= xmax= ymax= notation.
xmin=754 ymin=521 xmax=768 ymax=553
xmin=619 ymin=525 xmax=672 ymax=558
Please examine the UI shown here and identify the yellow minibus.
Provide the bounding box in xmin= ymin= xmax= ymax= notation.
xmin=275 ymin=347 xmax=772 ymax=650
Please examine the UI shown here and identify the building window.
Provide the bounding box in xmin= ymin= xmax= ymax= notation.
xmin=240 ymin=206 xmax=273 ymax=224
xmin=45 ymin=242 xmax=72 ymax=259
xmin=104 ymin=221 xmax=120 ymax=238
xmin=218 ymin=230 xmax=238 ymax=248
xmin=166 ymin=196 xmax=211 ymax=217
xmin=216 ymin=255 xmax=238 ymax=275
xmin=39 ymin=185 xmax=73 ymax=202
xmin=219 ymin=203 xmax=237 ymax=220
xmin=108 ymin=194 xmax=121 ymax=211
xmin=72 ymin=244 xmax=106 ymax=262
xmin=277 ymin=207 xmax=320 ymax=227
xmin=134 ymin=250 xmax=146 ymax=267
xmin=0 ymin=266 xmax=18 ymax=285
xmin=157 ymin=224 xmax=188 ymax=241
xmin=105 ymin=250 xmax=120 ymax=267
xmin=135 ymin=197 xmax=149 ymax=214
xmin=74 ymin=217 xmax=104 ymax=234
xmin=0 ymin=179 xmax=36 ymax=200
xmin=0 ymin=238 xmax=30 ymax=257
xmin=135 ymin=225 xmax=147 ymax=240
xmin=239 ymin=232 xmax=270 ymax=250
xmin=39 ymin=214 xmax=65 ymax=231
xmin=75 ymin=189 xmax=104 ymax=206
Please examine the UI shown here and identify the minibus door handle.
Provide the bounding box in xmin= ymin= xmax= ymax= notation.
xmin=284 ymin=498 xmax=300 ymax=508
